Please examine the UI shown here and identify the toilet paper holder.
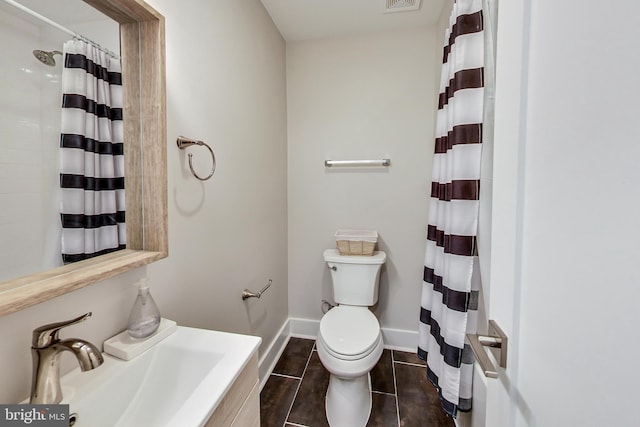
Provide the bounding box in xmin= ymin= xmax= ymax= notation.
xmin=242 ymin=279 xmax=272 ymax=300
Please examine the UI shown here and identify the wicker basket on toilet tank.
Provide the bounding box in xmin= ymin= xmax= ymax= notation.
xmin=334 ymin=229 xmax=378 ymax=256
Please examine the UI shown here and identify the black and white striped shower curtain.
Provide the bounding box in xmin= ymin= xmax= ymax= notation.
xmin=59 ymin=39 xmax=125 ymax=263
xmin=418 ymin=0 xmax=484 ymax=417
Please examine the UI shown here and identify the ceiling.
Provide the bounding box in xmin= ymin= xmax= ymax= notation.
xmin=6 ymin=0 xmax=447 ymax=42
xmin=260 ymin=0 xmax=447 ymax=42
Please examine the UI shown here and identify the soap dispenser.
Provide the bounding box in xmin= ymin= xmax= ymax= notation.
xmin=127 ymin=278 xmax=161 ymax=339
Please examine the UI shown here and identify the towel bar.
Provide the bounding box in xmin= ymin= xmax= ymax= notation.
xmin=466 ymin=319 xmax=508 ymax=379
xmin=324 ymin=159 xmax=391 ymax=168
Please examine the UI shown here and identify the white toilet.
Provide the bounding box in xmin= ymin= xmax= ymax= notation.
xmin=317 ymin=248 xmax=387 ymax=427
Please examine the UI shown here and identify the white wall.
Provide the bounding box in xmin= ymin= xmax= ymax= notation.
xmin=0 ymin=0 xmax=288 ymax=403
xmin=146 ymin=0 xmax=288 ymax=354
xmin=287 ymin=26 xmax=438 ymax=337
xmin=470 ymin=0 xmax=640 ymax=426
xmin=512 ymin=0 xmax=640 ymax=425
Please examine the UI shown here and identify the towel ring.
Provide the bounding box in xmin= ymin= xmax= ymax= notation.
xmin=177 ymin=136 xmax=216 ymax=181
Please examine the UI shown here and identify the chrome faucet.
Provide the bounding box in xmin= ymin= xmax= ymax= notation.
xmin=30 ymin=312 xmax=104 ymax=404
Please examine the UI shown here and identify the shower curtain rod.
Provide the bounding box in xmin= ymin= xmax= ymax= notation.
xmin=2 ymin=0 xmax=120 ymax=59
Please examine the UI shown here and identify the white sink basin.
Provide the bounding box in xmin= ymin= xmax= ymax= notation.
xmin=59 ymin=326 xmax=260 ymax=427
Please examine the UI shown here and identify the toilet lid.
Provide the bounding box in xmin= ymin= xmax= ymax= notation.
xmin=319 ymin=306 xmax=380 ymax=357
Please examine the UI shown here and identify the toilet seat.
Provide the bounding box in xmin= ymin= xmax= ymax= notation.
xmin=319 ymin=306 xmax=381 ymax=361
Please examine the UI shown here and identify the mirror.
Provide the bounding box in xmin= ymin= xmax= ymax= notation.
xmin=0 ymin=0 xmax=167 ymax=317
xmin=0 ymin=0 xmax=121 ymax=280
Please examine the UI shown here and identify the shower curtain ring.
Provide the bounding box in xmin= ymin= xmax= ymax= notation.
xmin=177 ymin=136 xmax=216 ymax=181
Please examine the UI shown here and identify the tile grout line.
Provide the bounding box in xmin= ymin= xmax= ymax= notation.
xmin=391 ymin=351 xmax=402 ymax=427
xmin=281 ymin=344 xmax=316 ymax=427
xmin=394 ymin=360 xmax=427 ymax=368
xmin=372 ymin=390 xmax=396 ymax=397
xmin=271 ymin=372 xmax=303 ymax=380
xmin=278 ymin=377 xmax=304 ymax=427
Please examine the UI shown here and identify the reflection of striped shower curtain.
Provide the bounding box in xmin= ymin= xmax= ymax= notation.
xmin=418 ymin=0 xmax=484 ymax=417
xmin=59 ymin=39 xmax=125 ymax=263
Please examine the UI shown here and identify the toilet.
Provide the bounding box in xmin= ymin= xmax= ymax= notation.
xmin=317 ymin=248 xmax=387 ymax=427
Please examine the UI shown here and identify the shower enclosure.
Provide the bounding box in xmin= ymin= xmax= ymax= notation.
xmin=0 ymin=0 xmax=119 ymax=282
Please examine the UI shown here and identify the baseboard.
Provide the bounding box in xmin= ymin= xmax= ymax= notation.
xmin=258 ymin=319 xmax=290 ymax=391
xmin=288 ymin=316 xmax=320 ymax=339
xmin=380 ymin=326 xmax=419 ymax=352
xmin=258 ymin=317 xmax=419 ymax=389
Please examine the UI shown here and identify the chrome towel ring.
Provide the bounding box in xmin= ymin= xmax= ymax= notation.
xmin=177 ymin=136 xmax=216 ymax=181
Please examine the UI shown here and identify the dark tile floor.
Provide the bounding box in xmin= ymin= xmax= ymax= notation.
xmin=260 ymin=337 xmax=456 ymax=427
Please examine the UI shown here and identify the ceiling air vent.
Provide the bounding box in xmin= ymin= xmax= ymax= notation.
xmin=382 ymin=0 xmax=422 ymax=13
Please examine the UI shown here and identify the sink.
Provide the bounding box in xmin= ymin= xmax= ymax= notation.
xmin=58 ymin=326 xmax=260 ymax=427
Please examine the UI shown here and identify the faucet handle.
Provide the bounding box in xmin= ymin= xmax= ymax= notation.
xmin=32 ymin=312 xmax=93 ymax=348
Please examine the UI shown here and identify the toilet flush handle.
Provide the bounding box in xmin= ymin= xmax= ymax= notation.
xmin=328 ymin=265 xmax=337 ymax=271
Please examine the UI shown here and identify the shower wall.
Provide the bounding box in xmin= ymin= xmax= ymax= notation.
xmin=0 ymin=8 xmax=66 ymax=281
xmin=0 ymin=5 xmax=119 ymax=283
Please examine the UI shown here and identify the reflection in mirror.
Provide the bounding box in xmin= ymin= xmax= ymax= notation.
xmin=0 ymin=0 xmax=167 ymax=317
xmin=0 ymin=0 xmax=121 ymax=282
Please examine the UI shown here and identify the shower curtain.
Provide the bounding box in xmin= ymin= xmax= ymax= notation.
xmin=418 ymin=0 xmax=485 ymax=417
xmin=59 ymin=39 xmax=125 ymax=263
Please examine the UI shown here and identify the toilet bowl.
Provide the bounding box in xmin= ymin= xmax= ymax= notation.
xmin=318 ymin=249 xmax=386 ymax=427
xmin=317 ymin=306 xmax=384 ymax=427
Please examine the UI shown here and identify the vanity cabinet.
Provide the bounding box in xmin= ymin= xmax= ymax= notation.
xmin=205 ymin=353 xmax=260 ymax=427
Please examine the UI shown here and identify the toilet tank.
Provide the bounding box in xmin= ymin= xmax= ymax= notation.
xmin=323 ymin=249 xmax=386 ymax=306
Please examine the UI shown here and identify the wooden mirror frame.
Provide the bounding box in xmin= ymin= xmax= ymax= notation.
xmin=0 ymin=0 xmax=167 ymax=316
